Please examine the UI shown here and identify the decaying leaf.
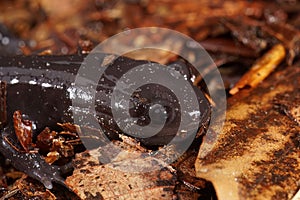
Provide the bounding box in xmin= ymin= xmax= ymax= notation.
xmin=9 ymin=176 xmax=57 ymax=199
xmin=66 ymin=145 xmax=177 ymax=200
xmin=36 ymin=123 xmax=81 ymax=164
xmin=66 ymin=133 xmax=213 ymax=199
xmin=3 ymin=175 xmax=81 ymax=200
xmin=274 ymin=89 xmax=300 ymax=126
xmin=196 ymin=66 xmax=300 ymax=200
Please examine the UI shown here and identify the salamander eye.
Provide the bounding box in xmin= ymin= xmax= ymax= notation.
xmin=148 ymin=103 xmax=167 ymax=125
xmin=129 ymin=84 xmax=180 ymax=128
xmin=148 ymin=101 xmax=178 ymax=126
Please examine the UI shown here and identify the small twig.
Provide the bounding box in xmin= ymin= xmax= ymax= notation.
xmin=230 ymin=43 xmax=286 ymax=95
xmin=0 ymin=187 xmax=20 ymax=200
xmin=65 ymin=138 xmax=82 ymax=145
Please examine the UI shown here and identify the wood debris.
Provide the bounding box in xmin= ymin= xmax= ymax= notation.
xmin=230 ymin=44 xmax=286 ymax=95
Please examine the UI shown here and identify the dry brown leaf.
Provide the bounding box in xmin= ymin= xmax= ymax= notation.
xmin=13 ymin=176 xmax=57 ymax=200
xmin=66 ymin=140 xmax=177 ymax=200
xmin=196 ymin=66 xmax=300 ymax=200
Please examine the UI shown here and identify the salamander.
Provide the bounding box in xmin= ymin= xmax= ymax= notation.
xmin=0 ymin=54 xmax=210 ymax=189
xmin=0 ymin=135 xmax=66 ymax=189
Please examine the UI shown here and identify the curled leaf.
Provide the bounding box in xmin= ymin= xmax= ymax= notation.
xmin=13 ymin=110 xmax=33 ymax=152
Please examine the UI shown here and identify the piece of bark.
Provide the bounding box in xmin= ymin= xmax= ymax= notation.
xmin=196 ymin=66 xmax=300 ymax=200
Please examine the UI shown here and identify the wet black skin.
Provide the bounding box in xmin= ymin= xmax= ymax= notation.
xmin=0 ymin=136 xmax=65 ymax=189
xmin=0 ymin=54 xmax=210 ymax=189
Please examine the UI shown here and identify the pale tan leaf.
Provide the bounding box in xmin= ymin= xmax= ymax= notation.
xmin=196 ymin=66 xmax=300 ymax=200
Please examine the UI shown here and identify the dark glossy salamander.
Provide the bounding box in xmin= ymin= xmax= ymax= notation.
xmin=0 ymin=135 xmax=66 ymax=189
xmin=0 ymin=54 xmax=210 ymax=189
